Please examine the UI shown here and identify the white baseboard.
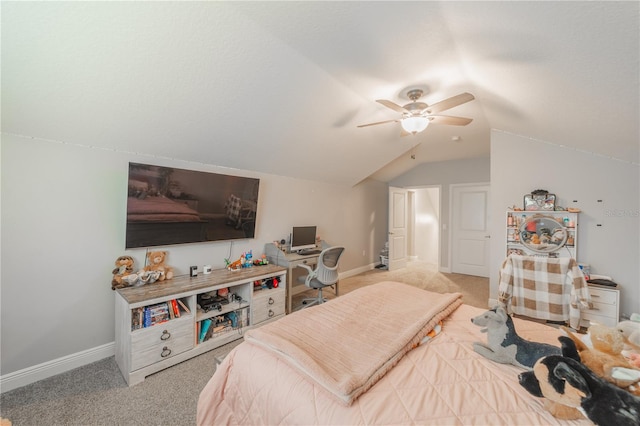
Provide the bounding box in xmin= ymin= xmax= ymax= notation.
xmin=0 ymin=342 xmax=114 ymax=393
xmin=340 ymin=263 xmax=376 ymax=279
xmin=0 ymin=263 xmax=384 ymax=394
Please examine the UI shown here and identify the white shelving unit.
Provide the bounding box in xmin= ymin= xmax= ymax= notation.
xmin=115 ymin=264 xmax=286 ymax=386
xmin=506 ymin=210 xmax=578 ymax=258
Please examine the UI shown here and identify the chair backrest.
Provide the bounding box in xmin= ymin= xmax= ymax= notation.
xmin=314 ymin=246 xmax=345 ymax=285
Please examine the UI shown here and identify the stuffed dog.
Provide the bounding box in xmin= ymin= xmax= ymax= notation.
xmin=471 ymin=306 xmax=561 ymax=368
xmin=519 ymin=336 xmax=640 ymax=426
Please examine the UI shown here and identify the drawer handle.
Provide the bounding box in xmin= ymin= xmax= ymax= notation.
xmin=268 ymin=309 xmax=274 ymax=318
xmin=591 ymin=294 xmax=600 ymax=298
xmin=161 ymin=347 xmax=172 ymax=357
xmin=160 ymin=330 xmax=171 ymax=340
xmin=268 ymin=297 xmax=274 ymax=305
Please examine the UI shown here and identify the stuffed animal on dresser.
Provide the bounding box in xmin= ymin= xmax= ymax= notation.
xmin=142 ymin=251 xmax=174 ymax=281
xmin=111 ymin=255 xmax=135 ymax=290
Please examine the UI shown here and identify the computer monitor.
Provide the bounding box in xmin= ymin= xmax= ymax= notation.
xmin=290 ymin=226 xmax=317 ymax=252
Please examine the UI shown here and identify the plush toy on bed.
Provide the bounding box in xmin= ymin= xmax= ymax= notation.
xmin=519 ymin=336 xmax=640 ymax=426
xmin=471 ymin=306 xmax=561 ymax=369
xmin=142 ymin=251 xmax=174 ymax=281
xmin=111 ymin=255 xmax=136 ymax=290
xmin=561 ymin=324 xmax=640 ymax=396
xmin=618 ymin=319 xmax=640 ymax=349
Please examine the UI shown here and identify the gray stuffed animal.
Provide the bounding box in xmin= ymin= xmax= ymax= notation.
xmin=471 ymin=307 xmax=561 ymax=369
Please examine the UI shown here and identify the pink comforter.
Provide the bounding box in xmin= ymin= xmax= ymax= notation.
xmin=198 ymin=292 xmax=590 ymax=425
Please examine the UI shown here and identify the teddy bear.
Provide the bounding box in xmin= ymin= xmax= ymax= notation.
xmin=617 ymin=319 xmax=640 ymax=349
xmin=111 ymin=255 xmax=135 ymax=290
xmin=562 ymin=324 xmax=640 ymax=395
xmin=142 ymin=251 xmax=174 ymax=281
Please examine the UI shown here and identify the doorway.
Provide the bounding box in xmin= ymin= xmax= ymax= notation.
xmin=409 ymin=187 xmax=440 ymax=266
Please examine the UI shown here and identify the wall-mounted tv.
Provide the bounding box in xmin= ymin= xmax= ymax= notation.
xmin=125 ymin=162 xmax=260 ymax=249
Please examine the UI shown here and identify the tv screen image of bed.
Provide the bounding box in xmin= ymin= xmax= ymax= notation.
xmin=125 ymin=163 xmax=260 ymax=248
xmin=290 ymin=226 xmax=317 ymax=252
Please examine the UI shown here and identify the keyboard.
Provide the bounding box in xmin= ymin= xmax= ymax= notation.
xmin=300 ymin=250 xmax=321 ymax=255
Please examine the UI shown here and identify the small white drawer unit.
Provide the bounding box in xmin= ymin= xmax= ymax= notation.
xmin=130 ymin=317 xmax=194 ymax=371
xmin=580 ymin=284 xmax=620 ymax=328
xmin=252 ymin=286 xmax=286 ymax=325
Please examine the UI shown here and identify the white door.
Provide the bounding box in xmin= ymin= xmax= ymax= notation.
xmin=451 ymin=184 xmax=490 ymax=277
xmin=388 ymin=186 xmax=408 ymax=271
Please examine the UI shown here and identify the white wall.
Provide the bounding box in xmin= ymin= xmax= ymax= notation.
xmin=0 ymin=134 xmax=388 ymax=380
xmin=390 ymin=157 xmax=491 ymax=270
xmin=490 ymin=130 xmax=639 ymax=318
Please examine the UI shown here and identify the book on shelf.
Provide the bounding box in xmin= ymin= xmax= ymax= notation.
xmin=177 ymin=298 xmax=191 ymax=314
xmin=142 ymin=302 xmax=171 ymax=327
xmin=170 ymin=299 xmax=180 ymax=318
xmin=199 ymin=319 xmax=212 ymax=343
xmin=131 ymin=307 xmax=144 ymax=330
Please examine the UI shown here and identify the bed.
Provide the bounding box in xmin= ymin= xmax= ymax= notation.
xmin=125 ymin=195 xmax=207 ymax=247
xmin=197 ymin=281 xmax=590 ymax=425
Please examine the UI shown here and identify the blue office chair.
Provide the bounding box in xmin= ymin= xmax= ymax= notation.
xmin=296 ymin=246 xmax=345 ymax=309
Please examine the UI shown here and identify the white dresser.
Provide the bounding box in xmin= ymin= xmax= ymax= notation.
xmin=580 ymin=284 xmax=620 ymax=328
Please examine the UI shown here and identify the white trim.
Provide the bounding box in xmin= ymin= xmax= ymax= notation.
xmin=0 ymin=342 xmax=114 ymax=393
xmin=340 ymin=264 xmax=376 ymax=280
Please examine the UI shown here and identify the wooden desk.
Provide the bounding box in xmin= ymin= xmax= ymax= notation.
xmin=264 ymin=242 xmax=337 ymax=313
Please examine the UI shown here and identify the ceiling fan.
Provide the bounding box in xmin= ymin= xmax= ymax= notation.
xmin=358 ymin=89 xmax=475 ymax=135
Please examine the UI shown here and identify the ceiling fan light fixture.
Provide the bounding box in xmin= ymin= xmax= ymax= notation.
xmin=401 ymin=116 xmax=429 ymax=134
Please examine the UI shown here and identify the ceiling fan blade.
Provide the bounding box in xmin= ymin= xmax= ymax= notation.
xmin=428 ymin=115 xmax=473 ymax=126
xmin=425 ymin=92 xmax=475 ymax=114
xmin=357 ymin=119 xmax=399 ymax=128
xmin=376 ymin=99 xmax=409 ymax=113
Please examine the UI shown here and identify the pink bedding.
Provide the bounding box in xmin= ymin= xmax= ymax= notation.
xmin=197 ymin=283 xmax=591 ymax=425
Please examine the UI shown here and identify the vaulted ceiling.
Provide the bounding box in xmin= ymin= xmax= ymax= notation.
xmin=3 ymin=1 xmax=638 ymax=185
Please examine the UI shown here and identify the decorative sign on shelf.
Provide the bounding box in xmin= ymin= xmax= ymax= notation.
xmin=523 ymin=189 xmax=556 ymax=211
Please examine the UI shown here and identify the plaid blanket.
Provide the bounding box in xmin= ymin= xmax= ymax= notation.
xmin=498 ymin=254 xmax=591 ymax=328
xmin=224 ymin=194 xmax=242 ymax=226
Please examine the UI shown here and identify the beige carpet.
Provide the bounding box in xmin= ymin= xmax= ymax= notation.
xmin=1 ymin=261 xmax=489 ymax=425
xmin=293 ymin=260 xmax=489 ymax=311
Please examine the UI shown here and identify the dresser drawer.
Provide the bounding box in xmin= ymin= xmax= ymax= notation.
xmin=582 ymin=301 xmax=618 ymax=319
xmin=588 ymin=287 xmax=618 ymax=305
xmin=252 ymin=287 xmax=285 ymax=324
xmin=580 ymin=310 xmax=618 ymax=328
xmin=131 ymin=318 xmax=194 ymax=371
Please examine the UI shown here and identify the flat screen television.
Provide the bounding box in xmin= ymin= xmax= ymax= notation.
xmin=290 ymin=226 xmax=317 ymax=252
xmin=125 ymin=162 xmax=260 ymax=248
